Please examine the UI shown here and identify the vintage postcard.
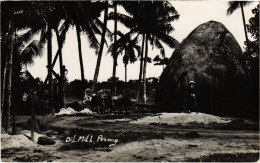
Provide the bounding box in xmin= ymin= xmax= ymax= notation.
xmin=1 ymin=0 xmax=259 ymax=162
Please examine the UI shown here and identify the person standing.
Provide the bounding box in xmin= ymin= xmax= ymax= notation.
xmin=188 ymin=81 xmax=198 ymax=114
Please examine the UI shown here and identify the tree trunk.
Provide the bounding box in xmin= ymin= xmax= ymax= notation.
xmin=31 ymin=94 xmax=35 ymax=141
xmin=12 ymin=31 xmax=18 ymax=133
xmin=125 ymin=63 xmax=127 ymax=96
xmin=47 ymin=26 xmax=54 ymax=114
xmin=55 ymin=29 xmax=65 ymax=108
xmin=76 ymin=23 xmax=85 ymax=82
xmin=143 ymin=35 xmax=149 ymax=104
xmin=137 ymin=33 xmax=145 ymax=103
xmin=112 ymin=2 xmax=118 ymax=95
xmin=6 ymin=17 xmax=14 ymax=132
xmin=240 ymin=2 xmax=252 ymax=90
xmin=125 ymin=63 xmax=127 ymax=83
xmin=240 ymin=3 xmax=251 ymax=61
xmin=1 ymin=52 xmax=9 ymax=115
xmin=91 ymin=2 xmax=108 ymax=94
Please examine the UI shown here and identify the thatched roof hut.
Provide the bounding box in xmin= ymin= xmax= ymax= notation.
xmin=158 ymin=21 xmax=248 ymax=116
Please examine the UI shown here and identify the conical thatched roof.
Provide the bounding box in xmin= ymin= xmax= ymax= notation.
xmin=158 ymin=21 xmax=248 ymax=115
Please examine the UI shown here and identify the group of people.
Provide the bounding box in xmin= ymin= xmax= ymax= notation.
xmin=83 ymin=89 xmax=130 ymax=115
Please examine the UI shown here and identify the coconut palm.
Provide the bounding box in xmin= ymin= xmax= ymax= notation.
xmin=112 ymin=1 xmax=179 ymax=103
xmin=227 ymin=1 xmax=252 ymax=61
xmin=91 ymin=1 xmax=109 ymax=94
xmin=111 ymin=2 xmax=118 ymax=95
xmin=62 ymin=1 xmax=109 ymax=87
xmin=108 ymin=31 xmax=140 ymax=84
xmin=1 ymin=2 xmax=42 ymax=130
xmin=1 ymin=1 xmax=67 ymax=117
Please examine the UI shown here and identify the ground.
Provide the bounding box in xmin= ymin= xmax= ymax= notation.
xmin=1 ymin=111 xmax=259 ymax=162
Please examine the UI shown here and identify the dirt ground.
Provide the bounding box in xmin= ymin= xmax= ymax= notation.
xmin=1 ymin=112 xmax=259 ymax=162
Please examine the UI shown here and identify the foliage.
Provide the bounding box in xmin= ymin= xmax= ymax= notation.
xmin=246 ymin=4 xmax=259 ymax=58
xmin=244 ymin=5 xmax=259 ymax=116
xmin=109 ymin=1 xmax=179 ymax=54
xmin=153 ymin=55 xmax=169 ymax=66
xmin=226 ymin=1 xmax=252 ymax=15
xmin=67 ymin=79 xmax=89 ymax=99
xmin=108 ymin=31 xmax=140 ymax=65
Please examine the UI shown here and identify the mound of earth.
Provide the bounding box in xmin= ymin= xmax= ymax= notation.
xmin=54 ymin=107 xmax=93 ymax=116
xmin=130 ymin=112 xmax=231 ymax=126
xmin=1 ymin=130 xmax=44 ymax=149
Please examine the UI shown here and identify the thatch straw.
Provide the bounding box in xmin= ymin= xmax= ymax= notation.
xmin=158 ymin=21 xmax=248 ymax=116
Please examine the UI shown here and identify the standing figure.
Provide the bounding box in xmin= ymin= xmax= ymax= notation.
xmin=188 ymin=81 xmax=198 ymax=113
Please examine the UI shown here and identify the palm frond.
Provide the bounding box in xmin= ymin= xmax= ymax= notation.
xmin=154 ymin=39 xmax=165 ymax=57
xmin=93 ymin=18 xmax=112 ymax=36
xmin=81 ymin=22 xmax=100 ymax=50
xmin=20 ymin=40 xmax=42 ymax=66
xmin=168 ymin=15 xmax=180 ymax=22
xmin=227 ymin=1 xmax=252 ymax=15
xmin=108 ymin=12 xmax=136 ymax=29
xmin=156 ymin=32 xmax=179 ymax=48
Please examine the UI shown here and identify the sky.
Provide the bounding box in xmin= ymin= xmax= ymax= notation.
xmin=27 ymin=1 xmax=258 ymax=82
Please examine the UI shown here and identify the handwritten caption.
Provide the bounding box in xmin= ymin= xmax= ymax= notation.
xmin=65 ymin=134 xmax=119 ymax=146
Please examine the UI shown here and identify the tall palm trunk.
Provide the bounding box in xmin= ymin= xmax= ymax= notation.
xmin=125 ymin=62 xmax=127 ymax=96
xmin=30 ymin=93 xmax=35 ymax=141
xmin=1 ymin=52 xmax=9 ymax=114
xmin=112 ymin=2 xmax=118 ymax=95
xmin=47 ymin=26 xmax=54 ymax=114
xmin=59 ymin=54 xmax=66 ymax=109
xmin=6 ymin=17 xmax=14 ymax=132
xmin=76 ymin=23 xmax=85 ymax=82
xmin=137 ymin=33 xmax=145 ymax=103
xmin=143 ymin=34 xmax=148 ymax=104
xmin=240 ymin=2 xmax=252 ymax=87
xmin=125 ymin=63 xmax=127 ymax=83
xmin=91 ymin=2 xmax=108 ymax=94
xmin=55 ymin=29 xmax=65 ymax=108
xmin=240 ymin=2 xmax=251 ymax=61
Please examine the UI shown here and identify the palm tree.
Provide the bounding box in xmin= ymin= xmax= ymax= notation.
xmin=76 ymin=23 xmax=85 ymax=81
xmin=114 ymin=2 xmax=179 ymax=103
xmin=63 ymin=1 xmax=108 ymax=86
xmin=108 ymin=31 xmax=140 ymax=85
xmin=91 ymin=1 xmax=109 ymax=94
xmin=3 ymin=2 xmax=66 ymax=115
xmin=1 ymin=2 xmax=44 ymax=130
xmin=55 ymin=22 xmax=70 ymax=108
xmin=227 ymin=1 xmax=252 ymax=61
xmin=109 ymin=1 xmax=179 ymax=103
xmin=110 ymin=2 xmax=118 ymax=95
xmin=136 ymin=33 xmax=146 ymax=103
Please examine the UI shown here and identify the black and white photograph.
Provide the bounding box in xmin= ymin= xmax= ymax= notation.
xmin=1 ymin=0 xmax=259 ymax=162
